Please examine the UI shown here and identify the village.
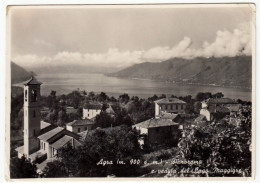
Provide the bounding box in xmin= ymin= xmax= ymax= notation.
xmin=10 ymin=77 xmax=252 ymax=178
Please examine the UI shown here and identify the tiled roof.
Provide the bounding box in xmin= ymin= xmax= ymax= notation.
xmin=66 ymin=107 xmax=78 ymax=114
xmin=134 ymin=118 xmax=179 ymax=129
xmin=195 ymin=115 xmax=206 ymax=122
xmin=38 ymin=127 xmax=64 ymax=141
xmin=84 ymin=104 xmax=102 ymax=110
xmin=105 ymin=105 xmax=115 ymax=114
xmin=40 ymin=121 xmax=51 ymax=129
xmin=66 ymin=119 xmax=95 ymax=127
xmin=216 ymin=106 xmax=230 ymax=113
xmin=23 ymin=76 xmax=42 ymax=85
xmin=78 ymin=129 xmax=88 ymax=139
xmin=207 ymin=98 xmax=238 ymax=104
xmin=160 ymin=112 xmax=179 ymax=120
xmin=155 ymin=98 xmax=186 ymax=105
xmin=73 ymin=139 xmax=82 ymax=148
xmin=50 ymin=135 xmax=73 ymax=149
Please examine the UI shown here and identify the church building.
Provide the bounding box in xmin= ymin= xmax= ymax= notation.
xmin=15 ymin=77 xmax=82 ymax=168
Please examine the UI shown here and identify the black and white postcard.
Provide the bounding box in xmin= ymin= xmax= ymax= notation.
xmin=5 ymin=4 xmax=255 ymax=180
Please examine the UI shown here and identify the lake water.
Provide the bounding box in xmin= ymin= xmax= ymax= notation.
xmin=37 ymin=73 xmax=252 ymax=101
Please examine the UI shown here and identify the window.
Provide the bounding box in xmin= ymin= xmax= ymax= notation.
xmin=85 ymin=127 xmax=87 ymax=130
xmin=171 ymin=105 xmax=173 ymax=110
xmin=25 ymin=90 xmax=27 ymax=101
xmin=33 ymin=110 xmax=36 ymax=117
xmin=78 ymin=128 xmax=80 ymax=132
xmin=44 ymin=143 xmax=45 ymax=150
xmin=88 ymin=114 xmax=89 ymax=117
xmin=181 ymin=105 xmax=183 ymax=110
xmin=31 ymin=90 xmax=37 ymax=102
xmin=176 ymin=105 xmax=179 ymax=110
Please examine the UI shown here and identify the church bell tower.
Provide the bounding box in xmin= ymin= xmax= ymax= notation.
xmin=23 ymin=76 xmax=42 ymax=156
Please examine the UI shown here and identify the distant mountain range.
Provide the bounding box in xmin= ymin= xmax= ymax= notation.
xmin=11 ymin=62 xmax=33 ymax=84
xmin=107 ymin=56 xmax=252 ymax=89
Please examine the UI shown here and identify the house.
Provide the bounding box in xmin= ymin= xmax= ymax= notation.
xmin=203 ymin=98 xmax=240 ymax=112
xmin=200 ymin=98 xmax=240 ymax=121
xmin=133 ymin=114 xmax=182 ymax=147
xmin=154 ymin=98 xmax=186 ymax=118
xmin=83 ymin=104 xmax=102 ymax=119
xmin=132 ymin=97 xmax=186 ymax=147
xmin=66 ymin=118 xmax=95 ymax=133
xmin=15 ymin=77 xmax=82 ymax=171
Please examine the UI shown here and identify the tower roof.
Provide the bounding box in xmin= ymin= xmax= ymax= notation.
xmin=23 ymin=76 xmax=42 ymax=85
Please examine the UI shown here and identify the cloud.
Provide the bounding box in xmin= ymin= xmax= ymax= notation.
xmin=13 ymin=23 xmax=252 ymax=69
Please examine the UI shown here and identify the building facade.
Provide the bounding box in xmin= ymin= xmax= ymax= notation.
xmin=154 ymin=98 xmax=186 ymax=118
xmin=83 ymin=104 xmax=102 ymax=119
xmin=133 ymin=116 xmax=182 ymax=147
xmin=133 ymin=98 xmax=185 ymax=147
xmin=66 ymin=119 xmax=95 ymax=133
xmin=200 ymin=98 xmax=241 ymax=121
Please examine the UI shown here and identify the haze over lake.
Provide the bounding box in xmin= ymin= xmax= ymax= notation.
xmin=37 ymin=73 xmax=251 ymax=101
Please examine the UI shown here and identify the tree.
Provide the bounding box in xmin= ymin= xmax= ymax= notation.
xmin=88 ymin=91 xmax=95 ymax=100
xmin=174 ymin=116 xmax=252 ymax=177
xmin=212 ymin=92 xmax=224 ymax=98
xmin=131 ymin=96 xmax=139 ymax=102
xmin=101 ymin=103 xmax=109 ymax=111
xmin=114 ymin=108 xmax=132 ymax=126
xmin=42 ymin=160 xmax=68 ymax=177
xmin=148 ymin=94 xmax=158 ymax=101
xmin=95 ymin=111 xmax=114 ymax=128
xmin=77 ymin=107 xmax=83 ymax=118
xmin=195 ymin=92 xmax=212 ymax=101
xmin=83 ymin=126 xmax=144 ymax=177
xmin=46 ymin=90 xmax=58 ymax=109
xmin=185 ymin=103 xmax=195 ymax=114
xmin=82 ymin=90 xmax=87 ymax=96
xmin=10 ymin=156 xmax=38 ymax=178
xmin=67 ymin=90 xmax=82 ymax=109
xmin=10 ymin=93 xmax=24 ymax=133
xmin=119 ymin=93 xmax=130 ymax=104
xmin=110 ymin=96 xmax=117 ymax=102
xmin=194 ymin=101 xmax=202 ymax=114
xmin=98 ymin=92 xmax=109 ymax=102
xmin=57 ymin=108 xmax=68 ymax=127
xmin=159 ymin=94 xmax=166 ymax=99
xmin=43 ymin=126 xmax=144 ymax=177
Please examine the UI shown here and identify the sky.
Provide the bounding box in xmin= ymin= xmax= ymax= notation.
xmin=9 ymin=4 xmax=254 ymax=69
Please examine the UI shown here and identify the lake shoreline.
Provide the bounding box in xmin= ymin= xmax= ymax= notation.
xmin=12 ymin=73 xmax=252 ymax=101
xmin=107 ymin=75 xmax=252 ymax=91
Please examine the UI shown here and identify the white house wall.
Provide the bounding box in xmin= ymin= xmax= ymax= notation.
xmin=83 ymin=109 xmax=101 ymax=119
xmin=200 ymin=109 xmax=211 ymax=121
